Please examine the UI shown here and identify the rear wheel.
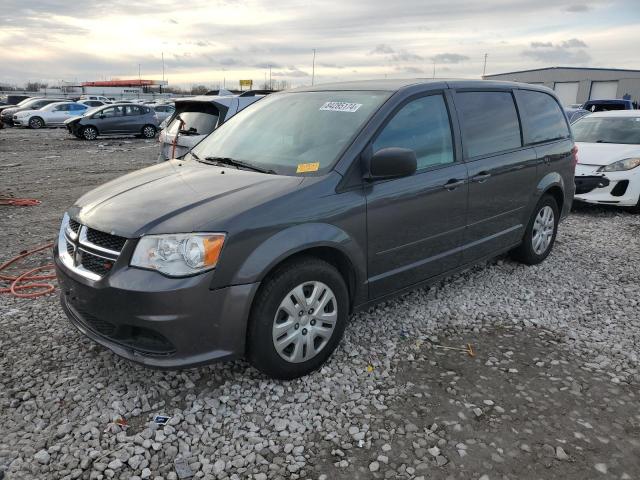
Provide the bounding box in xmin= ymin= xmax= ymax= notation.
xmin=247 ymin=257 xmax=349 ymax=379
xmin=511 ymin=194 xmax=559 ymax=265
xmin=82 ymin=126 xmax=98 ymax=140
xmin=141 ymin=124 xmax=156 ymax=139
xmin=29 ymin=117 xmax=44 ymax=129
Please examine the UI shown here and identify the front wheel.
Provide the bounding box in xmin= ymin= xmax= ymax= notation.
xmin=247 ymin=257 xmax=349 ymax=379
xmin=511 ymin=194 xmax=559 ymax=265
xmin=141 ymin=124 xmax=156 ymax=139
xmin=29 ymin=117 xmax=44 ymax=129
xmin=82 ymin=126 xmax=98 ymax=140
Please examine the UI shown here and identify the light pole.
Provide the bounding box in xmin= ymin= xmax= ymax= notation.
xmin=482 ymin=53 xmax=488 ymax=78
xmin=312 ymin=48 xmax=316 ymax=86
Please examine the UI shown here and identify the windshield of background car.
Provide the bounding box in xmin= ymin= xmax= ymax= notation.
xmin=166 ymin=111 xmax=218 ymax=136
xmin=572 ymin=116 xmax=640 ymax=144
xmin=192 ymin=91 xmax=390 ymax=175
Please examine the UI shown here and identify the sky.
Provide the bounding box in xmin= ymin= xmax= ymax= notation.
xmin=1 ymin=0 xmax=640 ymax=89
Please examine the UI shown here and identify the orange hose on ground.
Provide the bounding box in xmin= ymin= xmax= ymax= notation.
xmin=0 ymin=243 xmax=56 ymax=298
xmin=0 ymin=198 xmax=42 ymax=206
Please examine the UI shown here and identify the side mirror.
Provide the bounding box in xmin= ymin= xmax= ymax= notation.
xmin=365 ymin=147 xmax=417 ymax=181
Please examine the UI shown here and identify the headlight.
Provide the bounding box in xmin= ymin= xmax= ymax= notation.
xmin=598 ymin=158 xmax=640 ymax=172
xmin=130 ymin=233 xmax=225 ymax=277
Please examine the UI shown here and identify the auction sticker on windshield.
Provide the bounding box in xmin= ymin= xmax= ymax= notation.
xmin=296 ymin=162 xmax=320 ymax=173
xmin=319 ymin=102 xmax=362 ymax=113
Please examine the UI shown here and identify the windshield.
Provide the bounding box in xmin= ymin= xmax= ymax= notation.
xmin=167 ymin=110 xmax=218 ymax=136
xmin=572 ymin=116 xmax=640 ymax=144
xmin=192 ymin=91 xmax=390 ymax=175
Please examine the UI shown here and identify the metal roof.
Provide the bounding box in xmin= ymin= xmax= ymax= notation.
xmin=485 ymin=66 xmax=640 ymax=78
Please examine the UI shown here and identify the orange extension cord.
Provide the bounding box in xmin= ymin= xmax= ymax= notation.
xmin=0 ymin=243 xmax=56 ymax=298
xmin=0 ymin=197 xmax=42 ymax=206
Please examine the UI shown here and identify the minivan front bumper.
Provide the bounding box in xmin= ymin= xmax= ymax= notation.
xmin=54 ymin=245 xmax=259 ymax=369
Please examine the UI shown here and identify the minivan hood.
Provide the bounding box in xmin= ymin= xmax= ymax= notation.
xmin=576 ymin=142 xmax=640 ymax=166
xmin=71 ymin=160 xmax=304 ymax=237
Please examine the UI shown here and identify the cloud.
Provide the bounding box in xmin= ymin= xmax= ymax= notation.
xmin=370 ymin=44 xmax=395 ymax=55
xmin=272 ymin=66 xmax=309 ymax=77
xmin=561 ymin=38 xmax=587 ymax=48
xmin=391 ymin=51 xmax=424 ymax=62
xmin=169 ymin=18 xmax=179 ymax=24
xmin=531 ymin=41 xmax=553 ymax=48
xmin=253 ymin=62 xmax=283 ymax=69
xmin=396 ymin=66 xmax=424 ymax=74
xmin=430 ymin=53 xmax=469 ymax=64
xmin=564 ymin=5 xmax=590 ymax=12
xmin=522 ymin=47 xmax=591 ymax=64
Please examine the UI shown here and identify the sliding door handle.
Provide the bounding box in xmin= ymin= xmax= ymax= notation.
xmin=471 ymin=172 xmax=491 ymax=183
xmin=444 ymin=178 xmax=465 ymax=190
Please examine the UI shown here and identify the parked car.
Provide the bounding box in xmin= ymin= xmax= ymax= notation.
xmin=55 ymin=79 xmax=575 ymax=379
xmin=153 ymin=104 xmax=175 ymax=123
xmin=564 ymin=107 xmax=590 ymax=124
xmin=13 ymin=101 xmax=89 ymax=128
xmin=80 ymin=95 xmax=112 ymax=104
xmin=0 ymin=95 xmax=30 ymax=108
xmin=64 ymin=103 xmax=159 ymax=140
xmin=78 ymin=100 xmax=108 ymax=108
xmin=582 ymin=99 xmax=633 ymax=112
xmin=1 ymin=97 xmax=66 ymax=125
xmin=158 ymin=92 xmax=266 ymax=160
xmin=572 ymin=111 xmax=640 ymax=211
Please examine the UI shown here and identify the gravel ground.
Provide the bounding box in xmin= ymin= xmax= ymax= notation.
xmin=1 ymin=128 xmax=639 ymax=480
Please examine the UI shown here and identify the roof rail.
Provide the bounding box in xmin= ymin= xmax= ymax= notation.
xmin=239 ymin=89 xmax=276 ymax=97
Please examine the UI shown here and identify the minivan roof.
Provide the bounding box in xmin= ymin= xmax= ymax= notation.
xmin=289 ymin=78 xmax=551 ymax=93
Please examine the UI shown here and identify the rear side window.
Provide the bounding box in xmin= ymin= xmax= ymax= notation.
xmin=373 ymin=95 xmax=454 ymax=170
xmin=125 ymin=105 xmax=142 ymax=116
xmin=516 ymin=90 xmax=569 ymax=144
xmin=457 ymin=91 xmax=521 ymax=158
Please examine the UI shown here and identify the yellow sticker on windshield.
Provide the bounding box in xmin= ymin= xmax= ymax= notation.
xmin=296 ymin=162 xmax=320 ymax=173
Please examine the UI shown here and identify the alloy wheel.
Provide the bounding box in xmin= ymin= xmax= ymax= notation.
xmin=272 ymin=281 xmax=338 ymax=363
xmin=532 ymin=205 xmax=554 ymax=255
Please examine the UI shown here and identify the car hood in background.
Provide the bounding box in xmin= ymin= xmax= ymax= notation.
xmin=70 ymin=160 xmax=304 ymax=237
xmin=576 ymin=142 xmax=640 ymax=166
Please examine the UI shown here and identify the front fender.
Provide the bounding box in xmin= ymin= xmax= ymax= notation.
xmin=229 ymin=222 xmax=366 ymax=292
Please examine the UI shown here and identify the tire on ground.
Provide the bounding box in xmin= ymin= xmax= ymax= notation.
xmin=247 ymin=256 xmax=349 ymax=380
xmin=510 ymin=193 xmax=559 ymax=265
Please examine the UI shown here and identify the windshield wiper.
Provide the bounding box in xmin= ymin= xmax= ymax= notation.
xmin=203 ymin=156 xmax=275 ymax=174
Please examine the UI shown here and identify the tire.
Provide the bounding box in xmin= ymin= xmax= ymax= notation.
xmin=29 ymin=117 xmax=44 ymax=129
xmin=247 ymin=257 xmax=349 ymax=380
xmin=141 ymin=124 xmax=156 ymax=139
xmin=511 ymin=194 xmax=559 ymax=265
xmin=82 ymin=126 xmax=98 ymax=140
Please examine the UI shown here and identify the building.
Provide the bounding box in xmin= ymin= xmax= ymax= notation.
xmin=484 ymin=67 xmax=640 ymax=107
xmin=57 ymin=79 xmax=169 ymax=98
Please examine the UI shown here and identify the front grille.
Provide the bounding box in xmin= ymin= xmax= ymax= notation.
xmin=66 ymin=242 xmax=74 ymax=256
xmin=69 ymin=219 xmax=81 ymax=234
xmin=79 ymin=250 xmax=114 ymax=277
xmin=86 ymin=228 xmax=127 ymax=252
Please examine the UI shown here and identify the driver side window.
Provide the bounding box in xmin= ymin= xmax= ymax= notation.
xmin=373 ymin=94 xmax=454 ymax=170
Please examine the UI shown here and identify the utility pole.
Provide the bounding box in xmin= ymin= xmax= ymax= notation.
xmin=269 ymin=65 xmax=272 ymax=90
xmin=482 ymin=53 xmax=488 ymax=78
xmin=138 ymin=64 xmax=141 ymax=82
xmin=432 ymin=62 xmax=436 ymax=79
xmin=162 ymin=52 xmax=165 ymax=82
xmin=312 ymin=49 xmax=316 ymax=86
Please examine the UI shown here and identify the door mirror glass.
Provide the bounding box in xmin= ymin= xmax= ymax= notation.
xmin=366 ymin=147 xmax=417 ymax=180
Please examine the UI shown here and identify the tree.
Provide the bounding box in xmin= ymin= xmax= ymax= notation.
xmin=190 ymin=85 xmax=208 ymax=95
xmin=24 ymin=81 xmax=48 ymax=92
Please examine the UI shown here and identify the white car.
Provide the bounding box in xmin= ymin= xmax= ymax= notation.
xmin=573 ymin=110 xmax=640 ymax=211
xmin=80 ymin=95 xmax=112 ymax=104
xmin=13 ymin=101 xmax=90 ymax=129
xmin=153 ymin=104 xmax=175 ymax=123
xmin=158 ymin=90 xmax=267 ymax=160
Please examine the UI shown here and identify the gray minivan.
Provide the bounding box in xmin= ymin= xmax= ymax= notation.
xmin=55 ymin=79 xmax=576 ymax=379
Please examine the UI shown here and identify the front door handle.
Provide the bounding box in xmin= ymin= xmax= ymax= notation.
xmin=472 ymin=172 xmax=491 ymax=183
xmin=444 ymin=178 xmax=465 ymax=190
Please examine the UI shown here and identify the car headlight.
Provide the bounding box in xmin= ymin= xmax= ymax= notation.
xmin=130 ymin=233 xmax=225 ymax=277
xmin=598 ymin=158 xmax=640 ymax=172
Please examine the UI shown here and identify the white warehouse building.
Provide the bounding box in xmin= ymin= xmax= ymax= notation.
xmin=484 ymin=67 xmax=640 ymax=107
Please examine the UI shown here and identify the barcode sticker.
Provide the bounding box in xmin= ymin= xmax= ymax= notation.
xmin=319 ymin=102 xmax=362 ymax=113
